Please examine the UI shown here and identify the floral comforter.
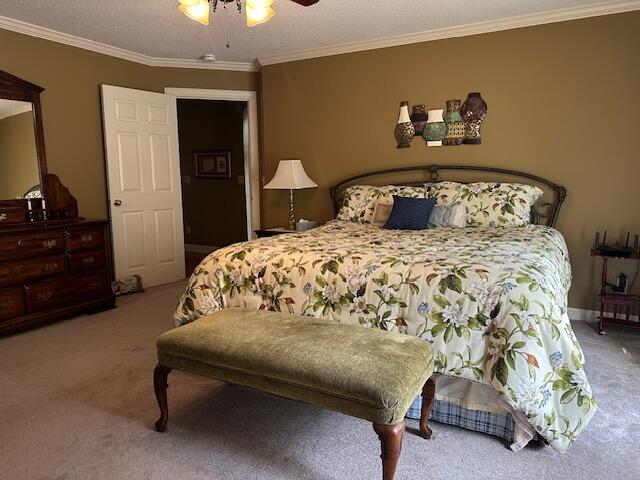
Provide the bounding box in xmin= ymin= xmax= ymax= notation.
xmin=175 ymin=221 xmax=596 ymax=452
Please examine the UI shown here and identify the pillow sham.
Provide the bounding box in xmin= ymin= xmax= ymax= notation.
xmin=428 ymin=181 xmax=543 ymax=227
xmin=336 ymin=185 xmax=380 ymax=223
xmin=383 ymin=196 xmax=436 ymax=230
xmin=428 ymin=203 xmax=467 ymax=228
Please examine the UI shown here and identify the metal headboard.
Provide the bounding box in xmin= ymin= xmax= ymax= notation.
xmin=329 ymin=164 xmax=567 ymax=227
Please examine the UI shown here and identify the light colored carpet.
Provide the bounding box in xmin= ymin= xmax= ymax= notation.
xmin=1 ymin=282 xmax=639 ymax=480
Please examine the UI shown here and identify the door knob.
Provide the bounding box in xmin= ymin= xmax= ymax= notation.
xmin=113 ymin=199 xmax=122 ymax=206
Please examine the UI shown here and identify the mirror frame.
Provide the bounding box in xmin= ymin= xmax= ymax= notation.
xmin=0 ymin=69 xmax=47 ymax=206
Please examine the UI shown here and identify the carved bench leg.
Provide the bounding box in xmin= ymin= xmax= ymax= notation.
xmin=153 ymin=364 xmax=172 ymax=432
xmin=420 ymin=374 xmax=436 ymax=439
xmin=373 ymin=421 xmax=405 ymax=480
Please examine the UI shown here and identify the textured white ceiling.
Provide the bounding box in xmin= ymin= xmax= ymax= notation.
xmin=0 ymin=0 xmax=623 ymax=63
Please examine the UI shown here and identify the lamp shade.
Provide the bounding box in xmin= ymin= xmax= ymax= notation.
xmin=264 ymin=160 xmax=317 ymax=190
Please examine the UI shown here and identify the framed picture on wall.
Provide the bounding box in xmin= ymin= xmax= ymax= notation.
xmin=194 ymin=150 xmax=232 ymax=179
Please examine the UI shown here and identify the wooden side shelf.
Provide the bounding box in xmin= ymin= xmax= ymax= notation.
xmin=591 ymin=250 xmax=640 ymax=335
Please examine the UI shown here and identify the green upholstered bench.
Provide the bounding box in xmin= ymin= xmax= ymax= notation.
xmin=153 ymin=309 xmax=436 ymax=480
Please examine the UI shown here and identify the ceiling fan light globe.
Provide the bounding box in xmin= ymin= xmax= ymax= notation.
xmin=246 ymin=5 xmax=275 ymax=27
xmin=178 ymin=0 xmax=210 ymax=25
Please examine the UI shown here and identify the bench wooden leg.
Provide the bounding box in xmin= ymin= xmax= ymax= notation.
xmin=373 ymin=421 xmax=405 ymax=480
xmin=420 ymin=374 xmax=436 ymax=439
xmin=153 ymin=364 xmax=172 ymax=432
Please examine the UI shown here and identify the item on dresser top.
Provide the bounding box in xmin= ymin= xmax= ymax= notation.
xmin=423 ymin=109 xmax=447 ymax=147
xmin=383 ymin=196 xmax=436 ymax=230
xmin=394 ymin=101 xmax=415 ymax=148
xmin=428 ymin=203 xmax=467 ymax=228
xmin=428 ymin=181 xmax=543 ymax=227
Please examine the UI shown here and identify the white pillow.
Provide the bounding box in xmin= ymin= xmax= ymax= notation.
xmin=428 ymin=204 xmax=467 ymax=228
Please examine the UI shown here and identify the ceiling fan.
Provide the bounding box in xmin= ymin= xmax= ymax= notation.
xmin=177 ymin=0 xmax=319 ymax=27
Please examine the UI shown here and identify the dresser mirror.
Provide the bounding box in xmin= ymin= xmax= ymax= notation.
xmin=0 ymin=70 xmax=78 ymax=224
xmin=0 ymin=70 xmax=47 ymax=206
xmin=0 ymin=97 xmax=41 ymax=200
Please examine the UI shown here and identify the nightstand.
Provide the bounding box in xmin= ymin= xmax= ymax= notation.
xmin=255 ymin=227 xmax=296 ymax=238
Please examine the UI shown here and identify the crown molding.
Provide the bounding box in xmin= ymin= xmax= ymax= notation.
xmin=0 ymin=102 xmax=32 ymax=120
xmin=258 ymin=0 xmax=640 ymax=66
xmin=1 ymin=1 xmax=638 ymax=72
xmin=0 ymin=15 xmax=259 ymax=72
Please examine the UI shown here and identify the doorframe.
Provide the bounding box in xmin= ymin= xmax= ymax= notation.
xmin=164 ymin=87 xmax=260 ymax=240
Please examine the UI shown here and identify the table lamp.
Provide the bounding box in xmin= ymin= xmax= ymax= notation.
xmin=264 ymin=159 xmax=318 ymax=230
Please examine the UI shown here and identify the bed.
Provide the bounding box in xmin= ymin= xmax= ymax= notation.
xmin=174 ymin=164 xmax=596 ymax=454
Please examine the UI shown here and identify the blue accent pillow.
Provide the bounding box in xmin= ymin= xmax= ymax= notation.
xmin=383 ymin=196 xmax=436 ymax=230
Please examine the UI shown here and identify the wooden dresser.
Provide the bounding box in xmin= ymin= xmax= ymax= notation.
xmin=0 ymin=219 xmax=115 ymax=335
xmin=0 ymin=69 xmax=116 ymax=335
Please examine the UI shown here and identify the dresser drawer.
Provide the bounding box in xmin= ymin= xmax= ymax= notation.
xmin=0 ymin=232 xmax=65 ymax=259
xmin=0 ymin=254 xmax=67 ymax=288
xmin=0 ymin=209 xmax=25 ymax=225
xmin=66 ymin=228 xmax=104 ymax=253
xmin=25 ymin=272 xmax=111 ymax=313
xmin=0 ymin=288 xmax=26 ymax=321
xmin=68 ymin=250 xmax=106 ymax=274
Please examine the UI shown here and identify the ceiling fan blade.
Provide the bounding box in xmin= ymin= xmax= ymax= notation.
xmin=289 ymin=0 xmax=320 ymax=5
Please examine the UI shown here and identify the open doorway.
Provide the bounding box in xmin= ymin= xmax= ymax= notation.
xmin=176 ymin=99 xmax=248 ymax=276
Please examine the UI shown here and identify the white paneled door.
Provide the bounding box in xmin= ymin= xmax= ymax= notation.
xmin=101 ymin=85 xmax=185 ymax=287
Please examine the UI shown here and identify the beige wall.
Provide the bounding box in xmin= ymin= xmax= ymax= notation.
xmin=0 ymin=110 xmax=39 ymax=198
xmin=0 ymin=27 xmax=256 ymax=219
xmin=260 ymin=12 xmax=640 ymax=310
xmin=177 ymin=99 xmax=247 ymax=247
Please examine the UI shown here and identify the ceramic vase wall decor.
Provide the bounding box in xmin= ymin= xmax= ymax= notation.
xmin=460 ymin=92 xmax=488 ymax=144
xmin=423 ymin=109 xmax=447 ymax=147
xmin=394 ymin=101 xmax=415 ymax=148
xmin=443 ymin=100 xmax=465 ymax=146
xmin=409 ymin=105 xmax=428 ymax=137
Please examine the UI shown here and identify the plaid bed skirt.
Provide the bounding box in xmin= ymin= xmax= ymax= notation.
xmin=406 ymin=395 xmax=515 ymax=442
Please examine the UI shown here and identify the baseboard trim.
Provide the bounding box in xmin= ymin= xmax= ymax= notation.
xmin=568 ymin=307 xmax=639 ymax=322
xmin=184 ymin=244 xmax=218 ymax=254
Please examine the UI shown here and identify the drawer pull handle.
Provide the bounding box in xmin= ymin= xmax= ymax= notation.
xmin=42 ymin=240 xmax=57 ymax=249
xmin=81 ymin=234 xmax=94 ymax=243
xmin=17 ymin=240 xmax=23 ymax=246
xmin=0 ymin=213 xmax=6 ymax=222
xmin=0 ymin=299 xmax=14 ymax=309
xmin=83 ymin=257 xmax=95 ymax=264
xmin=16 ymin=264 xmax=24 ymax=271
xmin=36 ymin=292 xmax=52 ymax=301
xmin=44 ymin=263 xmax=59 ymax=272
